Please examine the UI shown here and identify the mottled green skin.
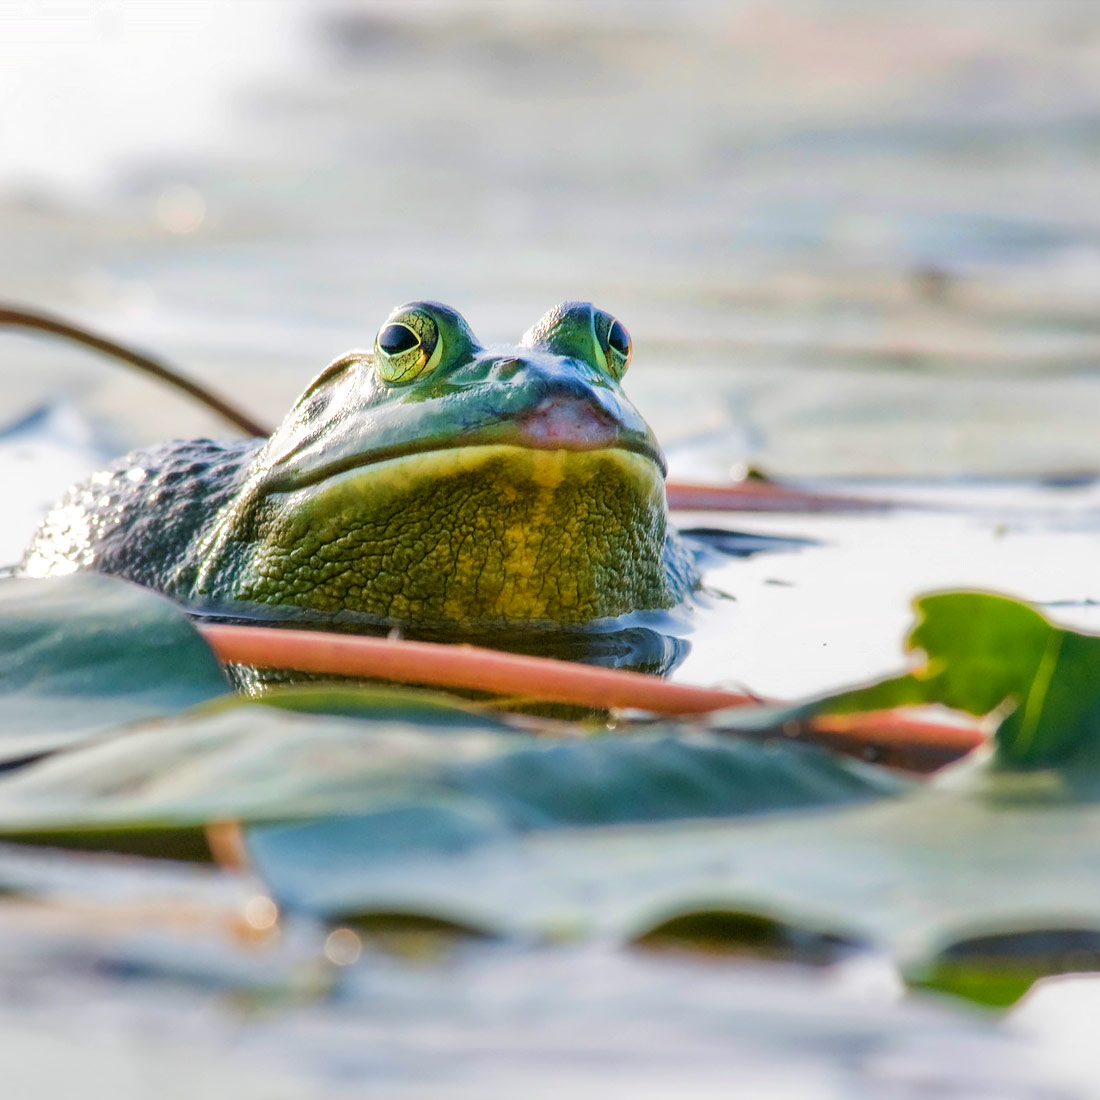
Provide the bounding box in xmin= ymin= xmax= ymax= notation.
xmin=22 ymin=302 xmax=697 ymax=627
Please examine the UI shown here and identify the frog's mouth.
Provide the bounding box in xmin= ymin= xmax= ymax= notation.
xmin=263 ymin=395 xmax=666 ymax=495
xmin=198 ymin=441 xmax=676 ymax=626
xmin=298 ymin=442 xmax=666 ymax=506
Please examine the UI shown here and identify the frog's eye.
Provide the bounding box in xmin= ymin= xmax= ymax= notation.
xmin=593 ymin=311 xmax=632 ymax=379
xmin=378 ymin=324 xmax=419 ymax=356
xmin=374 ymin=311 xmax=442 ymax=383
xmin=607 ymin=319 xmax=632 ymax=373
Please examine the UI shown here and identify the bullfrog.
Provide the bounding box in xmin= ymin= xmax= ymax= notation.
xmin=21 ymin=301 xmax=698 ymax=628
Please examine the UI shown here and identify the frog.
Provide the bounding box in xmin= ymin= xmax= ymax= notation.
xmin=21 ymin=301 xmax=698 ymax=629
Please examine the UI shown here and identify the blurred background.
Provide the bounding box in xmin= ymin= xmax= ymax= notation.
xmin=6 ymin=0 xmax=1100 ymax=482
xmin=8 ymin=9 xmax=1100 ymax=1095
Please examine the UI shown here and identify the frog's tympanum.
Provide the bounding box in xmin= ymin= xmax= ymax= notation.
xmin=22 ymin=302 xmax=697 ymax=628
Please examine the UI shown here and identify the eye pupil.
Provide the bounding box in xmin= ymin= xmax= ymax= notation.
xmin=378 ymin=323 xmax=420 ymax=356
xmin=608 ymin=319 xmax=630 ymax=358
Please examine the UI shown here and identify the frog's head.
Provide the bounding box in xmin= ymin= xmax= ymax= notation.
xmin=257 ymin=300 xmax=664 ymax=481
xmin=192 ymin=302 xmax=690 ymax=626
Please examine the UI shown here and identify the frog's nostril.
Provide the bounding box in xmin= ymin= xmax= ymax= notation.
xmin=494 ymin=357 xmax=524 ymax=380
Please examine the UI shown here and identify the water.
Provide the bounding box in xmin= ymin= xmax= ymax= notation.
xmin=5 ymin=1 xmax=1100 ymax=469
xmin=5 ymin=0 xmax=1100 ymax=1093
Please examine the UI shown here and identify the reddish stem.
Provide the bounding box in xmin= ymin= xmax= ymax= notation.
xmin=665 ymin=480 xmax=892 ymax=513
xmin=197 ymin=623 xmax=984 ymax=770
xmin=198 ymin=623 xmax=754 ymax=713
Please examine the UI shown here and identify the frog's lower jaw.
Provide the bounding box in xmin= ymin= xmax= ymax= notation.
xmin=187 ymin=444 xmax=692 ymax=627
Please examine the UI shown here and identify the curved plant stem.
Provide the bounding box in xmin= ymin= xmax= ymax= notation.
xmin=0 ymin=303 xmax=271 ymax=438
xmin=198 ymin=622 xmax=754 ymax=714
xmin=197 ymin=622 xmax=984 ymax=770
xmin=804 ymin=712 xmax=982 ymax=774
xmin=665 ymin=481 xmax=892 ymax=513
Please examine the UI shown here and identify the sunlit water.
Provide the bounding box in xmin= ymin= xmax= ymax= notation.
xmin=5 ymin=0 xmax=1100 ymax=1094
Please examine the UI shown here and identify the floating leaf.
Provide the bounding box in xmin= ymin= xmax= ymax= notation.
xmin=707 ymin=592 xmax=1100 ymax=770
xmin=6 ymin=580 xmax=1100 ymax=1005
xmin=217 ymin=682 xmax=519 ymax=728
xmin=238 ymin=756 xmax=1100 ymax=1004
xmin=0 ymin=574 xmax=230 ymax=760
xmin=239 ymin=592 xmax=1100 ymax=1004
xmin=0 ymin=702 xmax=902 ymax=858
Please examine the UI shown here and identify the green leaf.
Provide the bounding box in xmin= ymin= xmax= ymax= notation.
xmin=213 ymin=681 xmax=520 ymax=728
xmin=0 ymin=698 xmax=902 ymax=857
xmin=0 ymin=706 xmax=516 ymax=843
xmin=807 ymin=591 xmax=1055 ymax=717
xmin=239 ymin=757 xmax=1100 ymax=1003
xmin=10 ymin=578 xmax=1100 ymax=1007
xmin=244 ymin=733 xmax=903 ymax=917
xmin=0 ymin=574 xmax=230 ymax=759
xmin=766 ymin=591 xmax=1100 ymax=769
xmin=231 ymin=591 xmax=1100 ymax=1003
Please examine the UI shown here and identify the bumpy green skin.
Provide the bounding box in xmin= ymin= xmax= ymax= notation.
xmin=22 ymin=302 xmax=698 ymax=627
xmin=22 ymin=438 xmax=260 ymax=591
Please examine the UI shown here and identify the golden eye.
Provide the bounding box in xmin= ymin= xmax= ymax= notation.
xmin=606 ymin=319 xmax=632 ymax=376
xmin=374 ymin=312 xmax=441 ymax=383
xmin=593 ymin=310 xmax=632 ymax=379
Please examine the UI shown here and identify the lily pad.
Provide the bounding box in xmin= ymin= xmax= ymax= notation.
xmin=216 ymin=682 xmax=520 ymax=728
xmin=241 ymin=592 xmax=1100 ymax=1004
xmin=239 ymin=756 xmax=1100 ymax=994
xmin=807 ymin=591 xmax=1100 ymax=769
xmin=0 ymin=700 xmax=901 ymax=860
xmin=0 ymin=574 xmax=230 ymax=760
xmin=7 ymin=581 xmax=1100 ymax=1005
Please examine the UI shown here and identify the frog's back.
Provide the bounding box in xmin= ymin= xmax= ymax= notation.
xmin=21 ymin=437 xmax=262 ymax=593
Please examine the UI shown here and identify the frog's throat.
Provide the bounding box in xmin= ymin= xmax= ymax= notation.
xmin=189 ymin=444 xmax=676 ymax=626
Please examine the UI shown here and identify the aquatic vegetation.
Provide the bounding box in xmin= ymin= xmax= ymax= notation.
xmin=1 ymin=572 xmax=1100 ymax=1009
